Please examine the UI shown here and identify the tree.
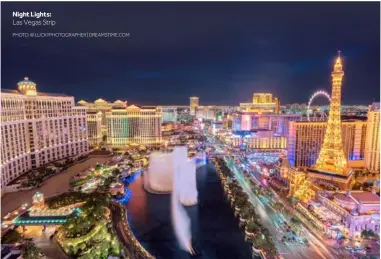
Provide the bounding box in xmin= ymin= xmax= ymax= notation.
xmin=246 ymin=221 xmax=261 ymax=233
xmin=290 ymin=217 xmax=302 ymax=234
xmin=289 ymin=197 xmax=300 ymax=207
xmin=111 ymin=168 xmax=120 ymax=177
xmin=103 ymin=135 xmax=107 ymax=142
xmin=361 ymin=229 xmax=376 ymax=239
xmin=240 ymin=207 xmax=251 ymax=220
xmin=95 ymin=164 xmax=103 ymax=170
xmin=274 ymin=202 xmax=284 ymax=213
xmin=1 ymin=229 xmax=22 ymax=244
xmin=22 ymin=242 xmax=42 ymax=259
xmin=266 ymin=190 xmax=274 ymax=199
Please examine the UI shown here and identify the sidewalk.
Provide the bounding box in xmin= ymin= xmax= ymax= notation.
xmin=22 ymin=226 xmax=67 ymax=259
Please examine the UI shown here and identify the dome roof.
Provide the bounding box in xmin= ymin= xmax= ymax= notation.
xmin=78 ymin=100 xmax=88 ymax=105
xmin=17 ymin=77 xmax=37 ymax=95
xmin=95 ymin=98 xmax=107 ymax=103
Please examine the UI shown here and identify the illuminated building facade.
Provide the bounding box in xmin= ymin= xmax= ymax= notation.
xmin=86 ymin=111 xmax=103 ymax=146
xmin=159 ymin=106 xmax=178 ymax=122
xmin=232 ymin=113 xmax=300 ymax=135
xmin=364 ymin=103 xmax=380 ymax=173
xmin=106 ymin=105 xmax=162 ymax=146
xmin=287 ymin=120 xmax=367 ymax=168
xmin=228 ymin=134 xmax=287 ymax=150
xmin=189 ymin=96 xmax=199 ymax=115
xmin=316 ymin=191 xmax=380 ymax=238
xmin=287 ymin=167 xmax=314 ymax=200
xmin=245 ymin=136 xmax=286 ymax=150
xmin=78 ymin=98 xmax=127 ymax=136
xmin=211 ymin=121 xmax=223 ymax=135
xmin=315 ymin=53 xmax=347 ymax=174
xmin=239 ymin=93 xmax=280 ymax=114
xmin=1 ymin=78 xmax=89 ymax=187
xmin=195 ymin=106 xmax=217 ymax=121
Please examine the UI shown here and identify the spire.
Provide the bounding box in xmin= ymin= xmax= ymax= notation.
xmin=333 ymin=50 xmax=343 ymax=74
xmin=315 ymin=52 xmax=347 ymax=173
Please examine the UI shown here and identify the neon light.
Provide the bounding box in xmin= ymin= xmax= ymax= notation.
xmin=114 ymin=189 xmax=132 ymax=204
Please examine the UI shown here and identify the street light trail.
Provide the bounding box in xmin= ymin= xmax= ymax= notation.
xmin=206 ymin=132 xmax=342 ymax=259
xmin=241 ymin=156 xmax=340 ymax=259
xmin=225 ymin=157 xmax=309 ymax=259
xmin=222 ymin=154 xmax=337 ymax=259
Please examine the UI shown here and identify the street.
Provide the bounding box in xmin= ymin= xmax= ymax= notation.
xmin=205 ymin=130 xmax=347 ymax=259
xmin=225 ymin=156 xmax=336 ymax=259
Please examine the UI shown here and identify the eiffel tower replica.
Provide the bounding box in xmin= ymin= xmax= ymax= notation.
xmin=308 ymin=52 xmax=352 ymax=190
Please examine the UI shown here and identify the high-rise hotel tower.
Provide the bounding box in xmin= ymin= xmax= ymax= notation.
xmin=106 ymin=105 xmax=162 ymax=146
xmin=365 ymin=103 xmax=380 ymax=173
xmin=190 ymin=97 xmax=199 ymax=115
xmin=1 ymin=78 xmax=89 ymax=187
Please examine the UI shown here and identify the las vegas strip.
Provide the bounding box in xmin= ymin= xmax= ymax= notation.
xmin=0 ymin=2 xmax=380 ymax=259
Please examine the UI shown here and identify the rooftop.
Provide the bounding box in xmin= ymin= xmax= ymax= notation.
xmin=2 ymin=88 xmax=70 ymax=97
xmin=350 ymin=191 xmax=380 ymax=204
xmin=333 ymin=191 xmax=380 ymax=206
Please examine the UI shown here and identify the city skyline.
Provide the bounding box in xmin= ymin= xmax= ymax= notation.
xmin=2 ymin=2 xmax=380 ymax=105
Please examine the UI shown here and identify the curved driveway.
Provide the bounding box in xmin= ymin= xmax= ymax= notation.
xmin=1 ymin=156 xmax=109 ymax=217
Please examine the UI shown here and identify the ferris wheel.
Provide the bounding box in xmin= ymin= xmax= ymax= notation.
xmin=307 ymin=90 xmax=331 ymax=121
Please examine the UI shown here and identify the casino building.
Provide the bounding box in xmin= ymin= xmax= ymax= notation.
xmin=287 ymin=119 xmax=367 ymax=168
xmin=364 ymin=103 xmax=380 ymax=173
xmin=106 ymin=105 xmax=162 ymax=146
xmin=239 ymin=93 xmax=280 ymax=114
xmin=1 ymin=77 xmax=89 ymax=187
xmin=78 ymin=98 xmax=127 ymax=145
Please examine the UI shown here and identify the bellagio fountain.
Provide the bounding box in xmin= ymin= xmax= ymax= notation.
xmin=143 ymin=146 xmax=198 ymax=254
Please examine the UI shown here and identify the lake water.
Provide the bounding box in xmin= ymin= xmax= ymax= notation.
xmin=125 ymin=163 xmax=252 ymax=259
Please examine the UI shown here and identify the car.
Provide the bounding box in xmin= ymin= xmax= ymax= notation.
xmin=298 ymin=239 xmax=304 ymax=245
xmin=354 ymin=245 xmax=364 ymax=250
xmin=365 ymin=246 xmax=371 ymax=250
xmin=345 ymin=246 xmax=353 ymax=251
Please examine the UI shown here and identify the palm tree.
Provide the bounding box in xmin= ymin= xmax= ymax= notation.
xmin=234 ymin=196 xmax=247 ymax=214
xmin=1 ymin=229 xmax=22 ymax=244
xmin=246 ymin=220 xmax=261 ymax=235
xmin=22 ymin=242 xmax=42 ymax=259
xmin=240 ymin=206 xmax=255 ymax=221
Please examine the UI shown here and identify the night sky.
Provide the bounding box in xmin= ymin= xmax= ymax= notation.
xmin=1 ymin=2 xmax=380 ymax=106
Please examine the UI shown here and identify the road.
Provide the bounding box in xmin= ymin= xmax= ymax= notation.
xmin=225 ymin=156 xmax=336 ymax=259
xmin=243 ymin=160 xmax=372 ymax=259
xmin=205 ymin=131 xmax=342 ymax=259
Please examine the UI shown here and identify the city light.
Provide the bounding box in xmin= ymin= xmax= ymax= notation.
xmin=1 ymin=4 xmax=379 ymax=259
